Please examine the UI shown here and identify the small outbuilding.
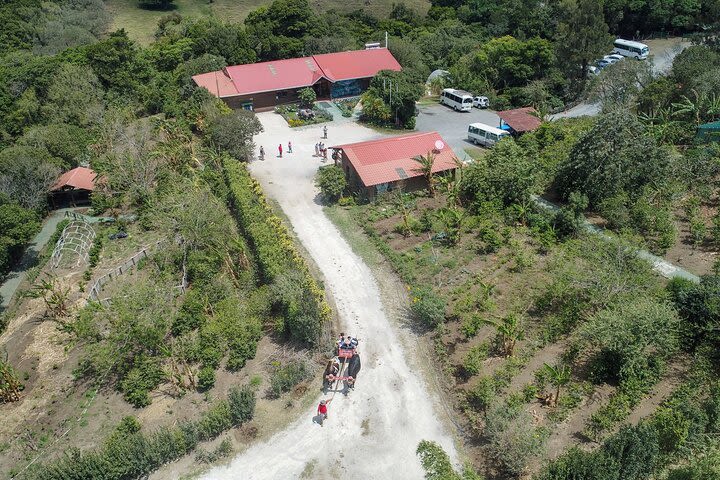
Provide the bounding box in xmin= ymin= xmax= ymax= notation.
xmin=50 ymin=166 xmax=98 ymax=208
xmin=497 ymin=107 xmax=542 ymax=135
xmin=697 ymin=121 xmax=720 ymax=143
xmin=332 ymin=132 xmax=458 ymax=201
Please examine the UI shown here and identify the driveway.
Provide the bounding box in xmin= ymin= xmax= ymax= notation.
xmin=551 ymin=37 xmax=691 ymax=120
xmin=416 ymin=103 xmax=499 ymax=160
xmin=0 ymin=208 xmax=79 ymax=312
xmin=202 ymin=113 xmax=458 ymax=479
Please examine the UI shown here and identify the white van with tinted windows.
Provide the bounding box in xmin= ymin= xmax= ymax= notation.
xmin=468 ymin=123 xmax=510 ymax=147
xmin=612 ymin=39 xmax=649 ymax=60
xmin=440 ymin=88 xmax=473 ymax=112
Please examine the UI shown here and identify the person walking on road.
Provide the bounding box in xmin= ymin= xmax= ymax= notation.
xmin=317 ymin=398 xmax=332 ymax=426
xmin=323 ymin=125 xmax=328 ymax=139
xmin=288 ymin=141 xmax=293 ymax=153
xmin=278 ymin=143 xmax=283 ymax=158
xmin=314 ymin=142 xmax=320 ymax=156
xmin=259 ymin=146 xmax=265 ymax=161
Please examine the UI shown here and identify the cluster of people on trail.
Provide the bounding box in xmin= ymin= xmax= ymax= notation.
xmin=337 ymin=332 xmax=358 ymax=350
xmin=315 ymin=142 xmax=328 ymax=159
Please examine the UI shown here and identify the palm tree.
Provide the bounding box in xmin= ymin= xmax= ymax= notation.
xmin=412 ymin=151 xmax=437 ymax=197
xmin=435 ymin=207 xmax=466 ymax=245
xmin=672 ymin=89 xmax=720 ymax=126
xmin=484 ymin=314 xmax=524 ymax=357
xmin=541 ymin=362 xmax=571 ymax=407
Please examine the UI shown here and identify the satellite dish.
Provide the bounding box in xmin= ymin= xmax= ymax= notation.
xmin=434 ymin=140 xmax=445 ymax=150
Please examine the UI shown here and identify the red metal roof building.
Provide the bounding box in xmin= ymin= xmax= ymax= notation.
xmin=192 ymin=48 xmax=401 ymax=111
xmin=50 ymin=167 xmax=99 ymax=208
xmin=332 ymin=132 xmax=458 ymax=200
xmin=497 ymin=107 xmax=542 ymax=134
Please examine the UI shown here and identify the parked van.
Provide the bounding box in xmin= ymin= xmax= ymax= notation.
xmin=468 ymin=123 xmax=510 ymax=147
xmin=612 ymin=39 xmax=649 ymax=60
xmin=440 ymin=88 xmax=473 ymax=112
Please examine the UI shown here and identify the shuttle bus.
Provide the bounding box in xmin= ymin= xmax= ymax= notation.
xmin=612 ymin=39 xmax=649 ymax=60
xmin=440 ymin=88 xmax=473 ymax=112
xmin=468 ymin=123 xmax=510 ymax=147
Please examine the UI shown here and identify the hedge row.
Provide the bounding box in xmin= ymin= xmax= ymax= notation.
xmin=222 ymin=158 xmax=330 ymax=346
xmin=22 ymin=385 xmax=255 ymax=480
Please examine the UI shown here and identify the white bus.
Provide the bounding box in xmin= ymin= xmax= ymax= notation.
xmin=440 ymin=88 xmax=473 ymax=112
xmin=468 ymin=123 xmax=510 ymax=147
xmin=612 ymin=39 xmax=649 ymax=60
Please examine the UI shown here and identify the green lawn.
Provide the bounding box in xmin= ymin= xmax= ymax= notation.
xmin=106 ymin=0 xmax=430 ymax=45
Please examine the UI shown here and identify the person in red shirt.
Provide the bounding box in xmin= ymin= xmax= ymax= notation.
xmin=317 ymin=398 xmax=332 ymax=426
xmin=278 ymin=143 xmax=283 ymax=157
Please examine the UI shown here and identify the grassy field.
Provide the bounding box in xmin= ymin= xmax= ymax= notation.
xmin=106 ymin=0 xmax=431 ymax=45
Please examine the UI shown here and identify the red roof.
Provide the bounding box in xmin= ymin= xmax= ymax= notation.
xmin=497 ymin=107 xmax=542 ymax=133
xmin=192 ymin=49 xmax=401 ymax=98
xmin=313 ymin=49 xmax=401 ymax=82
xmin=51 ymin=167 xmax=98 ymax=192
xmin=334 ymin=132 xmax=458 ymax=187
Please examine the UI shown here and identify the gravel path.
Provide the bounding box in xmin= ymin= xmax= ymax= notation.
xmin=0 ymin=208 xmax=79 ymax=311
xmin=202 ymin=113 xmax=457 ymax=479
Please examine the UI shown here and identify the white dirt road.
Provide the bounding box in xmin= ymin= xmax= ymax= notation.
xmin=202 ymin=113 xmax=458 ymax=479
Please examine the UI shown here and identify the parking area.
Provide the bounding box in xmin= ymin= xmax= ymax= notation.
xmin=415 ymin=102 xmax=500 ymax=160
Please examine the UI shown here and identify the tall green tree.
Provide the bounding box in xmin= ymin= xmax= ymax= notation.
xmin=556 ymin=0 xmax=613 ymax=83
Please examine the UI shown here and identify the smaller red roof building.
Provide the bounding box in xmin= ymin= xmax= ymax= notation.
xmin=332 ymin=132 xmax=458 ymax=200
xmin=497 ymin=107 xmax=542 ymax=134
xmin=52 ymin=167 xmax=98 ymax=192
xmin=50 ymin=167 xmax=99 ymax=208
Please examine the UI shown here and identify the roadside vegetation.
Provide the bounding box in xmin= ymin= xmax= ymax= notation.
xmin=330 ymin=32 xmax=720 ymax=477
xmin=0 ymin=2 xmax=332 ymax=476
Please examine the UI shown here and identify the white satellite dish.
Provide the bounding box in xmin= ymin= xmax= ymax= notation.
xmin=434 ymin=140 xmax=445 ymax=150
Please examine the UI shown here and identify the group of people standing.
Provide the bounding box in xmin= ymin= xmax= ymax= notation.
xmin=257 ymin=125 xmax=328 ymax=161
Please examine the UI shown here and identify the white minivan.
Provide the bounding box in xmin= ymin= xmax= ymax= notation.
xmin=468 ymin=123 xmax=510 ymax=147
xmin=440 ymin=88 xmax=473 ymax=112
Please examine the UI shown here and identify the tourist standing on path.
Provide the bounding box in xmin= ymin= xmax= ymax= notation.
xmin=323 ymin=125 xmax=328 ymax=139
xmin=278 ymin=143 xmax=283 ymax=158
xmin=314 ymin=143 xmax=320 ymax=157
xmin=288 ymin=141 xmax=292 ymax=153
xmin=317 ymin=398 xmax=332 ymax=426
xmin=259 ymin=146 xmax=265 ymax=161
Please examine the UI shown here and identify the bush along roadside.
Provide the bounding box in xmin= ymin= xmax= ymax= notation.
xmin=222 ymin=157 xmax=331 ymax=346
xmin=20 ymin=385 xmax=256 ymax=480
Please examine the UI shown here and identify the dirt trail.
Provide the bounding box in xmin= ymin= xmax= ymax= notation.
xmin=202 ymin=114 xmax=457 ymax=479
xmin=504 ymin=342 xmax=566 ymax=395
xmin=626 ymin=362 xmax=687 ymax=425
xmin=544 ymin=384 xmax=615 ymax=460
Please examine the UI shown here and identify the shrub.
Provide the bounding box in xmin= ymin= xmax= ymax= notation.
xmin=315 ymin=165 xmax=347 ymax=203
xmin=462 ymin=343 xmax=489 ymax=377
xmin=485 ymin=401 xmax=547 ymax=476
xmin=120 ymin=356 xmax=166 ymax=408
xmin=461 ymin=314 xmax=484 ymax=339
xmin=410 ymin=287 xmax=446 ymax=327
xmin=269 ymin=360 xmax=311 ymax=398
xmin=197 ymin=366 xmax=216 ymax=392
xmin=298 ymin=87 xmax=317 ymax=109
xmin=228 ymin=385 xmax=256 ymax=424
xmin=467 ymin=377 xmax=495 ymax=412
